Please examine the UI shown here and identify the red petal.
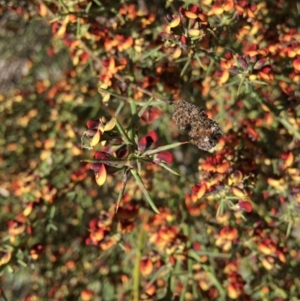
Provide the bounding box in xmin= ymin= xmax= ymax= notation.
xmin=138 ymin=131 xmax=158 ymax=152
xmin=90 ymin=163 xmax=103 ymax=172
xmin=141 ymin=108 xmax=161 ymax=123
xmin=246 ymin=126 xmax=259 ymax=140
xmin=116 ymin=145 xmax=128 ymax=159
xmin=180 ymin=35 xmax=187 ymax=46
xmin=237 ymin=57 xmax=248 ymax=70
xmin=238 ymin=201 xmax=252 ymax=212
xmin=190 ymin=5 xmax=198 ymax=13
xmin=155 ymin=151 xmax=173 ymax=164
xmin=87 ymin=120 xmax=100 ymax=129
xmin=147 ymin=130 xmax=158 ymax=143
xmin=94 ymin=151 xmax=110 ymax=160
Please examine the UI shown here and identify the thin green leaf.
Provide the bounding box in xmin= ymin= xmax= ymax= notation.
xmin=0 ymin=286 xmax=9 ymax=301
xmin=180 ymin=58 xmax=191 ymax=77
xmin=116 ymin=168 xmax=130 ymax=212
xmin=49 ymin=206 xmax=56 ymax=219
xmin=85 ymin=1 xmax=92 ymax=13
xmin=278 ymin=116 xmax=300 ymax=140
xmin=154 ymin=52 xmax=169 ymax=62
xmin=286 ymin=221 xmax=293 ymax=238
xmin=115 ymin=102 xmax=125 ymax=117
xmin=93 ymin=0 xmax=102 ymax=6
xmin=188 ymin=249 xmax=231 ymax=260
xmin=129 ymin=97 xmax=137 ymax=115
xmin=205 ymin=55 xmax=215 ymax=75
xmin=76 ymin=16 xmax=81 ymax=38
xmin=179 ymin=275 xmax=188 ymax=301
xmin=194 ymin=53 xmax=204 ymax=69
xmin=130 ymin=169 xmax=160 ymax=214
xmin=138 ymin=97 xmax=154 ymax=118
xmin=273 ymin=286 xmax=288 ymax=299
xmin=115 ymin=119 xmax=132 ymax=145
xmin=79 ymin=24 xmax=90 ymax=38
xmin=145 ymin=265 xmax=170 ymax=290
xmin=249 ymin=79 xmax=268 ymax=85
xmin=98 ymin=87 xmax=129 ymax=102
xmin=17 ymin=259 xmax=27 ymax=267
xmin=236 ymin=75 xmax=246 ymax=96
xmin=58 ymin=0 xmax=69 ymax=12
xmin=216 ymin=199 xmax=225 ymax=216
xmin=81 ymin=158 xmax=127 ymax=166
xmin=158 ymin=162 xmax=180 ymax=176
xmin=141 ymin=45 xmax=162 ymax=60
xmin=143 ymin=141 xmax=188 ymax=156
xmin=204 ymin=267 xmax=226 ymax=299
xmin=128 ymin=101 xmax=138 ymax=142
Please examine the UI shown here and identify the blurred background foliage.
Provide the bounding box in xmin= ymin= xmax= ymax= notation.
xmin=1 ymin=0 xmax=300 ymax=300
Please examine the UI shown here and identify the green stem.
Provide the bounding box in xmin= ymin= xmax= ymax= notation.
xmin=115 ymin=119 xmax=132 ymax=145
xmin=0 ymin=285 xmax=9 ymax=301
xmin=132 ymin=227 xmax=146 ymax=301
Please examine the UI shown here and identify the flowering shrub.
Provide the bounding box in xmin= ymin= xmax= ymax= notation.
xmin=1 ymin=1 xmax=300 ymax=300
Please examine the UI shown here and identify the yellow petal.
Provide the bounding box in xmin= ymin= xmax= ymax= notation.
xmin=56 ymin=15 xmax=70 ymax=37
xmin=169 ymin=15 xmax=181 ymax=28
xmin=188 ymin=29 xmax=202 ymax=37
xmin=231 ymin=186 xmax=245 ymax=198
xmin=197 ymin=183 xmax=207 ymax=199
xmin=90 ymin=130 xmax=101 ymax=147
xmin=104 ymin=117 xmax=116 ymax=132
xmin=95 ymin=164 xmax=107 ymax=186
xmin=171 ymin=47 xmax=182 ymax=60
xmin=284 ymin=152 xmax=294 ymax=169
xmin=102 ymin=93 xmax=111 ymax=102
xmin=185 ymin=11 xmax=198 ymax=19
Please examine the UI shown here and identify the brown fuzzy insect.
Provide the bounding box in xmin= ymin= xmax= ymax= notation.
xmin=172 ymin=100 xmax=223 ymax=151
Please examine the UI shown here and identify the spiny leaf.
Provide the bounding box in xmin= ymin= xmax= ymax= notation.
xmin=116 ymin=168 xmax=130 ymax=212
xmin=115 ymin=119 xmax=132 ymax=145
xmin=143 ymin=141 xmax=188 ymax=156
xmin=138 ymin=97 xmax=154 ymax=118
xmin=130 ymin=169 xmax=159 ymax=214
xmin=158 ymin=162 xmax=180 ymax=176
